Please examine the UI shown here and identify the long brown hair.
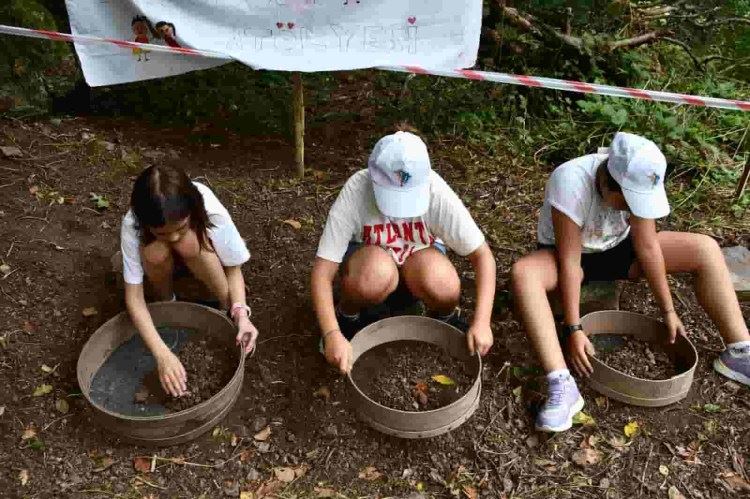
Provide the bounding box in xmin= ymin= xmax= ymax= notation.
xmin=130 ymin=165 xmax=214 ymax=250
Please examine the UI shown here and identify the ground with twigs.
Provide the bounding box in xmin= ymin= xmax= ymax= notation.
xmin=0 ymin=86 xmax=749 ymax=499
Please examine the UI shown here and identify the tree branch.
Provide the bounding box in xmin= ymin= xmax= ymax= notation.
xmin=660 ymin=37 xmax=704 ymax=71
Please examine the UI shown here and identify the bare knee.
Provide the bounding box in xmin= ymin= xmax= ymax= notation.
xmin=511 ymin=252 xmax=566 ymax=294
xmin=342 ymin=251 xmax=398 ymax=304
xmin=172 ymin=231 xmax=201 ymax=260
xmin=142 ymin=241 xmax=172 ymax=267
xmin=695 ymin=234 xmax=722 ymax=265
xmin=418 ymin=266 xmax=460 ymax=310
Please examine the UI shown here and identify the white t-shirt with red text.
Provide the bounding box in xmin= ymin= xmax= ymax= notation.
xmin=316 ymin=170 xmax=485 ymax=265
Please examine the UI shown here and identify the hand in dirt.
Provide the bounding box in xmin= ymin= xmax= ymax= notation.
xmin=664 ymin=311 xmax=687 ymax=344
xmin=567 ymin=329 xmax=595 ymax=378
xmin=156 ymin=349 xmax=188 ymax=397
xmin=467 ymin=322 xmax=493 ymax=356
xmin=324 ymin=329 xmax=352 ymax=375
xmin=235 ymin=315 xmax=259 ymax=354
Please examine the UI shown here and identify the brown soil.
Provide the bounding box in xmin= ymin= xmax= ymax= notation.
xmin=0 ymin=94 xmax=749 ymax=498
xmin=134 ymin=337 xmax=237 ymax=412
xmin=351 ymin=340 xmax=474 ymax=411
xmin=593 ymin=335 xmax=679 ymax=380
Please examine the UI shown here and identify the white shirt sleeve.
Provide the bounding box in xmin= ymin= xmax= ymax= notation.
xmin=315 ymin=172 xmax=364 ymax=263
xmin=545 ymin=161 xmax=594 ymax=227
xmin=120 ymin=211 xmax=144 ymax=285
xmin=426 ymin=173 xmax=485 ymax=257
xmin=196 ymin=183 xmax=250 ymax=267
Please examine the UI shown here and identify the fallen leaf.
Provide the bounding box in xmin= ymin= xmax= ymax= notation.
xmin=463 ymin=485 xmax=478 ymax=499
xmin=22 ymin=321 xmax=37 ymax=333
xmin=133 ymin=456 xmax=152 ymax=474
xmin=274 ymin=467 xmax=296 ymax=483
xmin=703 ymin=403 xmax=721 ymax=413
xmin=572 ymin=448 xmax=603 ymax=467
xmin=572 ymin=411 xmax=596 ymax=427
xmin=676 ymin=441 xmax=702 ymax=464
xmin=624 ymin=420 xmax=639 ymax=438
xmin=668 ymin=485 xmax=686 ymax=499
xmin=21 ymin=427 xmax=37 ymax=440
xmin=239 ymin=492 xmax=253 ymax=499
xmin=432 ymin=374 xmax=456 ymax=386
xmin=82 ymin=307 xmax=98 ymax=317
xmin=608 ymin=435 xmax=628 ymax=451
xmin=41 ymin=363 xmax=58 ymax=374
xmin=1 ymin=146 xmax=23 ymax=158
xmin=0 ymin=263 xmax=10 ymax=275
xmin=313 ymin=386 xmax=331 ymax=402
xmin=294 ymin=464 xmax=309 ymax=478
xmin=93 ymin=457 xmax=115 ymax=473
xmin=254 ymin=426 xmax=272 ymax=441
xmin=18 ymin=469 xmax=29 ymax=486
xmin=0 ymin=406 xmax=5 ymax=416
xmin=230 ymin=433 xmax=239 ymax=447
xmin=239 ymin=449 xmax=254 ymax=462
xmin=28 ymin=185 xmax=39 ymax=196
xmin=512 ymin=385 xmax=522 ymax=402
xmin=595 ymin=396 xmax=607 ymax=408
xmin=89 ymin=192 xmax=110 ymax=210
xmin=412 ymin=381 xmax=429 ymax=406
xmin=719 ymin=471 xmax=750 ymax=491
xmin=314 ymin=487 xmax=337 ymax=498
xmin=281 ymin=219 xmax=302 ymax=230
xmin=32 ymin=384 xmax=52 ymax=397
xmin=358 ymin=466 xmax=382 ymax=481
xmin=659 ymin=464 xmax=669 ymax=477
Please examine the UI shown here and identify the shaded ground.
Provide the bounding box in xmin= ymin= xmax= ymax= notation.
xmin=0 ymin=86 xmax=749 ymax=499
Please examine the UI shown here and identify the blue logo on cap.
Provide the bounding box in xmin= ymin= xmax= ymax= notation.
xmin=648 ymin=172 xmax=660 ymax=187
xmin=397 ymin=170 xmax=411 ymax=187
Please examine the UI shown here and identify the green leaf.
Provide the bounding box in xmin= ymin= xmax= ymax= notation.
xmin=702 ymin=403 xmax=721 ymax=413
xmin=89 ymin=193 xmax=110 ymax=210
xmin=32 ymin=384 xmax=52 ymax=397
xmin=431 ymin=374 xmax=456 ymax=386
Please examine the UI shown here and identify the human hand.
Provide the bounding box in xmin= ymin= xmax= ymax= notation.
xmin=235 ymin=315 xmax=259 ymax=354
xmin=664 ymin=311 xmax=686 ymax=344
xmin=155 ymin=348 xmax=187 ymax=397
xmin=467 ymin=322 xmax=493 ymax=356
xmin=324 ymin=329 xmax=352 ymax=374
xmin=567 ymin=330 xmax=595 ymax=378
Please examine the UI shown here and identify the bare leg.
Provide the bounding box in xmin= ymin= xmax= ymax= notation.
xmin=401 ymin=248 xmax=460 ymax=315
xmin=173 ymin=230 xmax=230 ymax=309
xmin=629 ymin=232 xmax=749 ymax=344
xmin=511 ymin=249 xmax=568 ymax=372
xmin=141 ymin=240 xmax=175 ymax=301
xmin=339 ymin=246 xmax=399 ymax=314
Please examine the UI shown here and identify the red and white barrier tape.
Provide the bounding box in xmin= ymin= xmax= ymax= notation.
xmin=2 ymin=24 xmax=748 ymax=112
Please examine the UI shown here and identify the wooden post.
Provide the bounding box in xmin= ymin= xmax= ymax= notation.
xmin=736 ymin=158 xmax=750 ymax=199
xmin=292 ymin=73 xmax=305 ymax=178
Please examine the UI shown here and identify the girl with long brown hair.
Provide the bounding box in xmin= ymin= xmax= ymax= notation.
xmin=121 ymin=165 xmax=258 ymax=397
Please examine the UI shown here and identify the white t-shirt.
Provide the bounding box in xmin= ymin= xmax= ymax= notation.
xmin=316 ymin=169 xmax=485 ymax=265
xmin=121 ymin=182 xmax=250 ymax=285
xmin=537 ymin=152 xmax=630 ymax=253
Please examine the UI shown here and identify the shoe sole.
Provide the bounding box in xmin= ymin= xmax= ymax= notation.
xmin=535 ymin=395 xmax=585 ymax=433
xmin=713 ymin=358 xmax=750 ymax=387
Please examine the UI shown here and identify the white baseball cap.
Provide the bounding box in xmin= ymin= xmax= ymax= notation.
xmin=368 ymin=131 xmax=431 ymax=218
xmin=607 ymin=132 xmax=670 ymax=219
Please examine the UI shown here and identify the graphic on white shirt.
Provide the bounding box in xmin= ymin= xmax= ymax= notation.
xmin=317 ymin=170 xmax=484 ymax=265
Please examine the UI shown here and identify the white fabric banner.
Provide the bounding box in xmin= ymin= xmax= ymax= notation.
xmin=65 ymin=0 xmax=482 ymax=87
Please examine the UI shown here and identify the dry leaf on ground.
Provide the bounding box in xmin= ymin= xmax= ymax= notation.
xmin=239 ymin=492 xmax=253 ymax=499
xmin=313 ymin=386 xmax=331 ymax=401
xmin=463 ymin=485 xmax=478 ymax=499
xmin=719 ymin=471 xmax=750 ymax=492
xmin=274 ymin=467 xmax=295 ymax=483
xmin=668 ymin=485 xmax=686 ymax=499
xmin=18 ymin=469 xmax=29 ymax=486
xmin=82 ymin=307 xmax=98 ymax=317
xmin=1 ymin=146 xmax=23 ymax=158
xmin=572 ymin=411 xmax=596 ymax=427
xmin=659 ymin=464 xmax=669 ymax=476
xmin=32 ymin=384 xmax=52 ymax=397
xmin=314 ymin=486 xmax=337 ymax=497
xmin=572 ymin=448 xmax=604 ymax=467
xmin=93 ymin=457 xmax=115 ymax=473
xmin=254 ymin=426 xmax=272 ymax=441
xmin=281 ymin=219 xmax=302 ymax=230
xmin=54 ymin=398 xmax=69 ymax=414
xmin=432 ymin=374 xmax=456 ymax=385
xmin=358 ymin=466 xmax=382 ymax=481
xmin=133 ymin=456 xmax=152 ymax=473
xmin=624 ymin=420 xmax=639 ymax=438
xmin=21 ymin=427 xmax=37 ymax=441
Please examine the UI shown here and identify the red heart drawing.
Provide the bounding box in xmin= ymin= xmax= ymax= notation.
xmin=407 ymin=16 xmax=416 ymax=25
xmin=276 ymin=22 xmax=284 ymax=29
xmin=287 ymin=22 xmax=295 ymax=29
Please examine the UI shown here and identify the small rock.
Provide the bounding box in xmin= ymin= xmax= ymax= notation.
xmin=246 ymin=468 xmax=260 ymax=481
xmin=18 ymin=300 xmax=28 ymax=307
xmin=600 ymin=478 xmax=611 ymax=489
xmin=49 ymin=118 xmax=62 ymax=127
xmin=0 ymin=146 xmax=22 ymax=158
xmin=525 ymin=435 xmax=539 ymax=448
xmin=251 ymin=416 xmax=268 ymax=432
xmin=323 ymin=424 xmax=338 ymax=438
xmin=256 ymin=442 xmax=270 ymax=453
xmin=222 ymin=480 xmax=239 ymax=497
xmin=503 ymin=477 xmax=514 ymax=493
xmin=286 ymin=433 xmax=296 ymax=442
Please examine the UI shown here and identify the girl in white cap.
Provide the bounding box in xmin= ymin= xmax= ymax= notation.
xmin=311 ymin=129 xmax=497 ymax=374
xmin=512 ymin=132 xmax=750 ymax=432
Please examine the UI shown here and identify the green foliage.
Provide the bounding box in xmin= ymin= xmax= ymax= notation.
xmin=0 ymin=0 xmax=79 ymax=114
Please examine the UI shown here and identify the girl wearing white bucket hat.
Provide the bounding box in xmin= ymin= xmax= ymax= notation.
xmin=512 ymin=132 xmax=750 ymax=433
